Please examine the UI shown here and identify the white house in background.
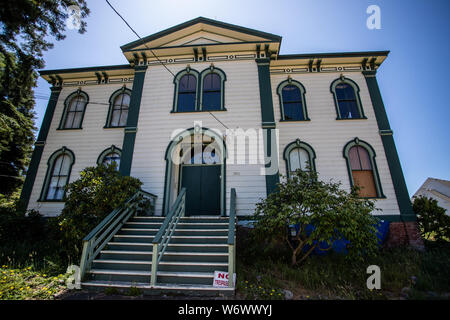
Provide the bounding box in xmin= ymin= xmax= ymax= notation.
xmin=413 ymin=178 xmax=450 ymax=214
xmin=19 ymin=17 xmax=416 ymax=223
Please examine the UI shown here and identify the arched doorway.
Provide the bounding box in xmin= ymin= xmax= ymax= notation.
xmin=163 ymin=126 xmax=226 ymax=216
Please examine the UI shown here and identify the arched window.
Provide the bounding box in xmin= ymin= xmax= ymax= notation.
xmin=40 ymin=147 xmax=75 ymax=201
xmin=200 ymin=66 xmax=226 ymax=111
xmin=343 ymin=138 xmax=384 ymax=198
xmin=59 ymin=90 xmax=89 ymax=129
xmin=173 ymin=68 xmax=199 ymax=112
xmin=277 ymin=79 xmax=308 ymax=121
xmin=106 ymin=87 xmax=131 ymax=127
xmin=97 ymin=145 xmax=122 ymax=169
xmin=283 ymin=139 xmax=316 ymax=177
xmin=330 ymin=77 xmax=365 ymax=120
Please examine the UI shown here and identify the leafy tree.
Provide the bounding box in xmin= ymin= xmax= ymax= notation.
xmin=413 ymin=195 xmax=449 ymax=242
xmin=252 ymin=169 xmax=380 ymax=265
xmin=56 ymin=164 xmax=146 ymax=262
xmin=0 ymin=1 xmax=89 ymax=198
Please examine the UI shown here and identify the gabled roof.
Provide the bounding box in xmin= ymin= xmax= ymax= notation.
xmin=120 ymin=16 xmax=282 ymax=52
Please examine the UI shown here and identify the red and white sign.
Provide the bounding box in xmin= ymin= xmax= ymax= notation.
xmin=213 ymin=271 xmax=236 ymax=288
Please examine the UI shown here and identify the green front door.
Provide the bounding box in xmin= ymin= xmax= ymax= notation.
xmin=181 ymin=165 xmax=221 ymax=216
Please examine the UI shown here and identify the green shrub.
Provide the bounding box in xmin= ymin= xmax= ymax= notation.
xmin=252 ymin=169 xmax=380 ymax=265
xmin=56 ymin=164 xmax=144 ymax=263
xmin=0 ymin=202 xmax=62 ymax=269
xmin=413 ymin=195 xmax=449 ymax=242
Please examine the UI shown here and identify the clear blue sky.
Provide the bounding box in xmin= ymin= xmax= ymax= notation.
xmin=33 ymin=0 xmax=450 ymax=197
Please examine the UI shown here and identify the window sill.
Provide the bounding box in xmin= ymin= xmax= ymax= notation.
xmin=56 ymin=127 xmax=83 ymax=131
xmin=103 ymin=126 xmax=126 ymax=129
xmin=357 ymin=196 xmax=386 ymax=200
xmin=280 ymin=119 xmax=311 ymax=122
xmin=170 ymin=108 xmax=227 ymax=114
xmin=336 ymin=117 xmax=368 ymax=121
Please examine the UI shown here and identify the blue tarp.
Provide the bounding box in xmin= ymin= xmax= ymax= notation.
xmin=292 ymin=220 xmax=390 ymax=256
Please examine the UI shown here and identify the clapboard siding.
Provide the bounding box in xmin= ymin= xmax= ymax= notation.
xmin=131 ymin=60 xmax=267 ymax=216
xmin=271 ymin=72 xmax=400 ymax=216
xmin=27 ymin=84 xmax=131 ymax=216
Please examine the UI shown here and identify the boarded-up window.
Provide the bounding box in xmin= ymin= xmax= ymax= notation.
xmin=348 ymin=146 xmax=377 ymax=197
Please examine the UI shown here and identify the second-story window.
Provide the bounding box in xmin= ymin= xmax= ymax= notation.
xmin=277 ymin=79 xmax=309 ymax=121
xmin=106 ymin=87 xmax=132 ymax=128
xmin=177 ymin=74 xmax=197 ymax=112
xmin=59 ymin=90 xmax=89 ymax=129
xmin=330 ymin=76 xmax=366 ymax=120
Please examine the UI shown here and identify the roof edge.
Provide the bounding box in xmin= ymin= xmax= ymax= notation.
xmin=277 ymin=51 xmax=390 ymax=60
xmin=39 ymin=64 xmax=132 ymax=75
xmin=120 ymin=16 xmax=282 ymax=51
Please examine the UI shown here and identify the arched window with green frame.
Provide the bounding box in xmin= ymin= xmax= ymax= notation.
xmin=199 ymin=66 xmax=226 ymax=111
xmin=39 ymin=147 xmax=75 ymax=201
xmin=97 ymin=145 xmax=122 ymax=169
xmin=283 ymin=139 xmax=316 ymax=177
xmin=277 ymin=78 xmax=309 ymax=121
xmin=343 ymin=138 xmax=385 ymax=198
xmin=105 ymin=87 xmax=132 ymax=128
xmin=172 ymin=67 xmax=199 ymax=113
xmin=58 ymin=89 xmax=89 ymax=129
xmin=330 ymin=76 xmax=366 ymax=120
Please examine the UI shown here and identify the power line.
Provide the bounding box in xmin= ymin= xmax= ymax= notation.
xmin=104 ymin=0 xmax=231 ymax=131
xmin=105 ymin=0 xmax=175 ymax=78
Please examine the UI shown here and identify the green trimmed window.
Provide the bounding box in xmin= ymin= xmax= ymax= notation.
xmin=40 ymin=147 xmax=75 ymax=201
xmin=330 ymin=76 xmax=366 ymax=120
xmin=283 ymin=139 xmax=316 ymax=177
xmin=277 ymin=79 xmax=309 ymax=121
xmin=97 ymin=145 xmax=122 ymax=169
xmin=105 ymin=87 xmax=131 ymax=128
xmin=343 ymin=138 xmax=384 ymax=198
xmin=172 ymin=67 xmax=199 ymax=112
xmin=59 ymin=90 xmax=89 ymax=129
xmin=199 ymin=66 xmax=226 ymax=111
xmin=172 ymin=66 xmax=226 ymax=112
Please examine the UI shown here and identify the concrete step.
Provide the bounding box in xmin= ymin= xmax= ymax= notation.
xmin=81 ymin=281 xmax=234 ymax=296
xmin=157 ymin=271 xmax=214 ymax=286
xmin=99 ymin=250 xmax=152 ymax=261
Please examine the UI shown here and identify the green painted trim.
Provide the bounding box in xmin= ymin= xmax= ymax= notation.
xmin=172 ymin=67 xmax=200 ymax=112
xmin=256 ymin=58 xmax=279 ymax=195
xmin=58 ymin=89 xmax=89 ymax=130
xmin=38 ymin=147 xmax=75 ymax=202
xmin=199 ymin=66 xmax=227 ymax=111
xmin=162 ymin=126 xmax=227 ymax=216
xmin=276 ymin=78 xmax=309 ymax=121
xmin=363 ymin=71 xmax=415 ymax=217
xmin=119 ymin=65 xmax=148 ymax=176
xmin=330 ymin=76 xmax=366 ymax=120
xmin=39 ymin=64 xmax=132 ymax=76
xmin=343 ymin=138 xmax=385 ymax=199
xmin=19 ymin=87 xmax=62 ymax=210
xmin=105 ymin=87 xmax=132 ymax=128
xmin=96 ymin=145 xmax=122 ymax=166
xmin=263 ymin=128 xmax=280 ymax=195
xmin=120 ymin=17 xmax=282 ymax=51
xmin=277 ymin=51 xmax=389 ymax=60
xmin=124 ymin=40 xmax=279 ymax=53
xmin=282 ymin=139 xmax=316 ymax=178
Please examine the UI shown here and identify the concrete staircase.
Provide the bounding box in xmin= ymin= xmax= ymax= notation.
xmin=81 ymin=215 xmax=234 ymax=296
